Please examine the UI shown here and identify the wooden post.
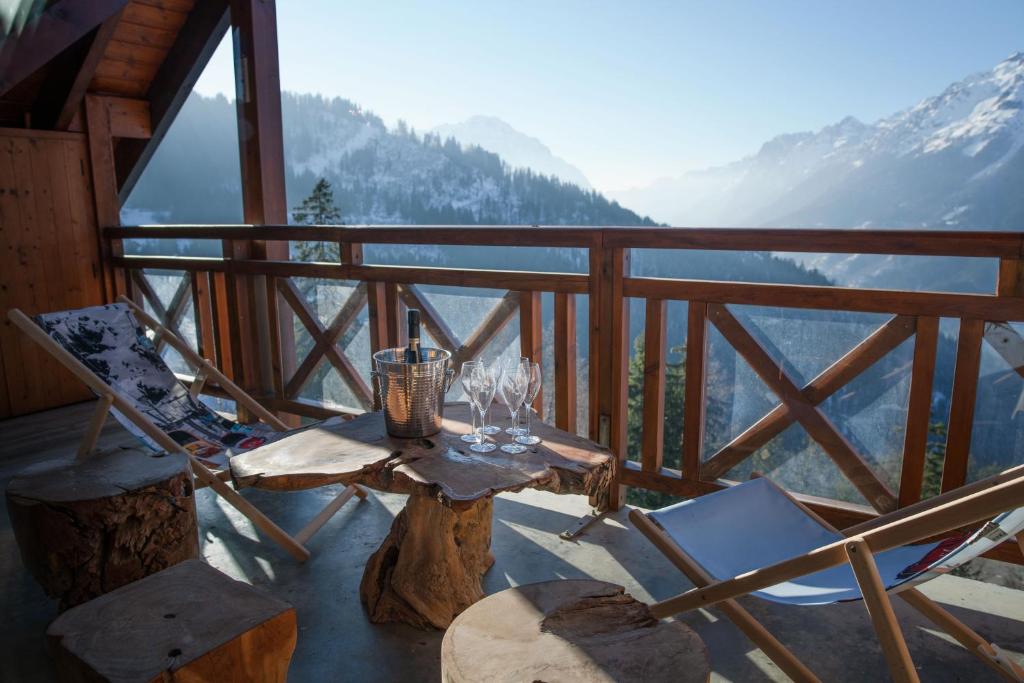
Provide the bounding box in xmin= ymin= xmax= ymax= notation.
xmin=941 ymin=318 xmax=984 ymax=492
xmin=589 ymin=238 xmax=631 ymax=509
xmin=191 ymin=271 xmax=218 ymax=363
xmin=997 ymin=258 xmax=1024 ymax=298
xmin=210 ymin=271 xmax=236 ymax=381
xmin=553 ymin=292 xmax=577 ymax=433
xmin=519 ymin=290 xmax=543 ymax=417
xmin=684 ymin=301 xmax=708 ymax=480
xmin=83 ymin=95 xmax=126 ymax=302
xmin=610 ymin=247 xmax=632 ymax=509
xmin=230 ymin=0 xmax=295 ymax=416
xmin=366 ymin=282 xmax=388 ymax=351
xmin=899 ymin=316 xmax=938 ymax=506
xmin=385 ymin=282 xmax=405 ymax=348
xmin=341 ymin=241 xmax=363 ymax=266
xmin=641 ymin=298 xmax=666 ymax=472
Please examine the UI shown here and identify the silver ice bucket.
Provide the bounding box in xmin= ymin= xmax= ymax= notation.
xmin=372 ymin=347 xmax=455 ymax=438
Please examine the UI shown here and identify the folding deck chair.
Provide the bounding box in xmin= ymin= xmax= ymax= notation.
xmin=8 ymin=298 xmax=367 ymax=562
xmin=630 ymin=470 xmax=1024 ymax=682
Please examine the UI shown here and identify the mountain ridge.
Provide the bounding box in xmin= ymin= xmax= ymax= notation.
xmin=432 ymin=115 xmax=592 ymax=190
xmin=610 ymin=51 xmax=1024 ymax=232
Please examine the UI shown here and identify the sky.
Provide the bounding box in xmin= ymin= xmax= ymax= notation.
xmin=193 ymin=1 xmax=1024 ymax=193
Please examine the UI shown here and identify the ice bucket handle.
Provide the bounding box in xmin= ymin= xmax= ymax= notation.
xmin=443 ymin=367 xmax=455 ymax=393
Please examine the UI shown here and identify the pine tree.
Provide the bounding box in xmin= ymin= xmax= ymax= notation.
xmin=292 ymin=178 xmax=343 ymax=262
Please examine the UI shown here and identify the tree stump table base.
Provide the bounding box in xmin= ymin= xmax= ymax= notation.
xmin=441 ymin=580 xmax=711 ymax=683
xmin=360 ymin=495 xmax=495 ymax=629
xmin=231 ymin=403 xmax=613 ymax=629
xmin=5 ymin=447 xmax=199 ymax=610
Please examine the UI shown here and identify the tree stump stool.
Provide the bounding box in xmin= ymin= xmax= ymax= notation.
xmin=441 ymin=580 xmax=710 ymax=683
xmin=47 ymin=559 xmax=297 ymax=683
xmin=5 ymin=447 xmax=199 ymax=610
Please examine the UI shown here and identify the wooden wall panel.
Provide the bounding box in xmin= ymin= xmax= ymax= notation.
xmin=0 ymin=129 xmax=104 ymax=417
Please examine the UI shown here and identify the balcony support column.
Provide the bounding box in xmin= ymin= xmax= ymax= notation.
xmin=590 ymin=240 xmax=630 ymax=510
xmin=229 ymin=0 xmax=295 ymax=421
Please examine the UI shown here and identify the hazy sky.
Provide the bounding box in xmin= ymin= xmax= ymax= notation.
xmin=194 ymin=1 xmax=1024 ymax=192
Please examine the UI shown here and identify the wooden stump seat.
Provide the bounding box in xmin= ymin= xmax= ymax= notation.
xmin=5 ymin=447 xmax=199 ymax=610
xmin=441 ymin=580 xmax=710 ymax=682
xmin=47 ymin=560 xmax=297 ymax=683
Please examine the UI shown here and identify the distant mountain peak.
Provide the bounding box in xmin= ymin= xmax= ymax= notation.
xmin=610 ymin=51 xmax=1024 ymax=229
xmin=432 ymin=116 xmax=592 ymax=189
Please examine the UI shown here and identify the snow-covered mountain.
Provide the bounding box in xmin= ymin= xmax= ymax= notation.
xmin=612 ymin=51 xmax=1024 ymax=234
xmin=124 ymin=93 xmax=650 ymax=227
xmin=432 ymin=115 xmax=592 ymax=189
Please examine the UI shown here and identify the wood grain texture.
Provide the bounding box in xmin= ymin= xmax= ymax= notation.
xmin=899 ymin=317 xmax=939 ymax=507
xmin=47 ymin=559 xmax=295 ymax=683
xmin=519 ymin=289 xmax=544 ymax=416
xmin=701 ymin=314 xmax=915 ymax=481
xmin=360 ymin=494 xmax=495 ymax=629
xmin=683 ymin=302 xmax=708 ymax=478
xmin=625 ymin=276 xmax=1024 ymax=320
xmin=0 ymin=130 xmax=102 ymax=416
xmin=845 ymin=540 xmax=920 ymax=683
xmin=554 ymin=292 xmax=577 ymax=433
xmin=941 ymin=318 xmax=985 ymax=492
xmin=234 ymin=402 xmax=611 ymax=629
xmin=109 ymin=225 xmax=1022 ymax=257
xmin=230 ymin=403 xmax=612 ymax=505
xmin=641 ymin=298 xmax=666 ymax=472
xmin=707 ymin=304 xmax=898 ymax=512
xmin=441 ymin=580 xmax=710 ymax=682
xmin=607 ymin=247 xmax=631 ymax=509
xmin=6 ymin=448 xmax=199 ymax=610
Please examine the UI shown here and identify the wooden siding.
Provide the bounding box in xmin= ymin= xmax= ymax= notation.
xmin=91 ymin=0 xmax=197 ymax=97
xmin=0 ymin=129 xmax=104 ymax=417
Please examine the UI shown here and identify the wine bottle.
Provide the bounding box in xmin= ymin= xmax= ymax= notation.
xmin=405 ymin=309 xmax=422 ymax=363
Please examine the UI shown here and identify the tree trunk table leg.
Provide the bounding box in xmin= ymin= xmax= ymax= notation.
xmin=360 ymin=494 xmax=494 ymax=629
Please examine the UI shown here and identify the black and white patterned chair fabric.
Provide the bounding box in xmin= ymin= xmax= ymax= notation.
xmin=35 ymin=303 xmax=278 ymax=469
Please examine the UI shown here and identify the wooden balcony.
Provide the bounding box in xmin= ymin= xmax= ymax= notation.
xmin=99 ymin=224 xmax=1024 ymax=566
xmin=2 ymin=398 xmax=1023 ymax=681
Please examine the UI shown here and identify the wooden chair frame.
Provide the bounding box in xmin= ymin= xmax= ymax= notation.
xmin=8 ymin=298 xmax=368 ymax=563
xmin=631 ymin=467 xmax=1024 ymax=682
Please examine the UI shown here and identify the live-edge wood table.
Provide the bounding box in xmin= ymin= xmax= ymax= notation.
xmin=230 ymin=402 xmax=613 ymax=629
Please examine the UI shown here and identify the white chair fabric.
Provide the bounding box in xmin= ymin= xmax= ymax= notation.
xmin=649 ymin=477 xmax=1024 ymax=605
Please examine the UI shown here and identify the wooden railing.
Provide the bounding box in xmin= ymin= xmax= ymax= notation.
xmin=104 ymin=225 xmax=1024 ymax=563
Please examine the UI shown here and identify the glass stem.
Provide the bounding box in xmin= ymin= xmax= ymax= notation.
xmin=526 ymin=404 xmax=532 ymax=436
xmin=469 ymin=407 xmax=477 ymax=438
xmin=511 ymin=408 xmax=519 ymax=434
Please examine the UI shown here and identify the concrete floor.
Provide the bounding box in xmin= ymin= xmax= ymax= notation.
xmin=2 ymin=402 xmax=1023 ymax=682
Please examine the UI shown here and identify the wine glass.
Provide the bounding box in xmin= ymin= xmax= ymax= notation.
xmin=498 ymin=362 xmax=529 ymax=454
xmin=515 ymin=362 xmax=542 ymax=446
xmin=480 ymin=358 xmax=503 ymax=436
xmin=503 ymin=358 xmax=529 ymax=436
xmin=467 ymin=365 xmax=497 ymax=453
xmin=459 ymin=361 xmax=481 ymax=443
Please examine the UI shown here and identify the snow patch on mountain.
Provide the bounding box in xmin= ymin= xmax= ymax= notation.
xmin=610 ymin=51 xmax=1024 ymax=230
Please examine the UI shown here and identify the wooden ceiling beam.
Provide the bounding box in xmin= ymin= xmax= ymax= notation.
xmin=32 ymin=10 xmax=125 ymax=130
xmin=0 ymin=0 xmax=130 ymax=98
xmin=114 ymin=0 xmax=229 ymax=201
